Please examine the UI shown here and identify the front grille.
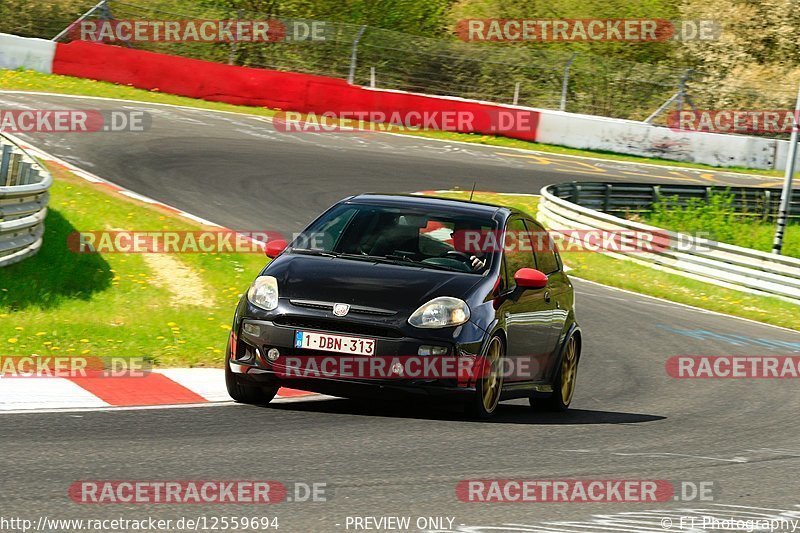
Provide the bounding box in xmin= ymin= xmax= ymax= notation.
xmin=290 ymin=299 xmax=396 ymax=317
xmin=273 ymin=316 xmax=403 ymax=338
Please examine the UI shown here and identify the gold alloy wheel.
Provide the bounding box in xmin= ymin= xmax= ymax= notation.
xmin=482 ymin=337 xmax=504 ymax=413
xmin=560 ymin=337 xmax=578 ymax=405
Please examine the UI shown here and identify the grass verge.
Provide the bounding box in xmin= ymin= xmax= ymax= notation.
xmin=636 ymin=192 xmax=800 ymax=259
xmin=0 ymin=164 xmax=269 ymax=367
xmin=427 ymin=191 xmax=800 ymax=331
xmin=0 ymin=68 xmax=782 ymax=178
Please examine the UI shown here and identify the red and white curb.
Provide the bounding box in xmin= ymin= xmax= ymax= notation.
xmin=0 ymin=135 xmax=328 ymax=413
xmin=0 ymin=368 xmax=321 ymax=413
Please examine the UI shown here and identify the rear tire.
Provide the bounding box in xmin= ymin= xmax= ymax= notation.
xmin=531 ymin=335 xmax=579 ymax=412
xmin=464 ymin=336 xmax=505 ymax=420
xmin=225 ymin=341 xmax=279 ymax=405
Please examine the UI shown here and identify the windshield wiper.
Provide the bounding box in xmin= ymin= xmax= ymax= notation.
xmin=383 ymin=254 xmax=463 ymax=272
xmin=289 ymin=248 xmax=338 ymax=258
xmin=293 ymin=250 xmax=389 ymax=263
xmin=291 ymin=249 xmax=464 ymax=272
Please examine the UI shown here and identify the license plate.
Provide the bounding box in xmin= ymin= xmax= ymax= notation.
xmin=294 ymin=330 xmax=375 ymax=356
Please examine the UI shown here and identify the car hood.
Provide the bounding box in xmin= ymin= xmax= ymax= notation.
xmin=265 ymin=254 xmax=482 ymax=312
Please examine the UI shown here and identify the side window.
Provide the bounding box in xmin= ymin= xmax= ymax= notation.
xmin=504 ymin=218 xmax=537 ymax=288
xmin=525 ymin=220 xmax=560 ymax=275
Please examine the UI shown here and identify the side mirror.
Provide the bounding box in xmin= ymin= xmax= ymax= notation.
xmin=513 ymin=268 xmax=548 ymax=290
xmin=265 ymin=239 xmax=287 ymax=259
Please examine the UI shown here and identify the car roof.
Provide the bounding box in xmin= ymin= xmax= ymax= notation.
xmin=345 ymin=193 xmax=511 ymax=218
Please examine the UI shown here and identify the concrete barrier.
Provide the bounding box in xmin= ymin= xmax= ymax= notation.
xmin=0 ymin=33 xmax=55 ymax=73
xmin=535 ymin=109 xmax=787 ymax=170
xmin=0 ymin=32 xmax=793 ymax=170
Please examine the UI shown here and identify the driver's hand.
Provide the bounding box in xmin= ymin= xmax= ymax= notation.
xmin=470 ymin=255 xmax=486 ymax=271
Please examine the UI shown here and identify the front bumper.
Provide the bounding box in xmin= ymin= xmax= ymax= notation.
xmin=228 ymin=311 xmax=488 ymax=397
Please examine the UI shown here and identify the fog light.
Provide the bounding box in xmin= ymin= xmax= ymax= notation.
xmin=242 ymin=323 xmax=261 ymax=337
xmin=391 ymin=362 xmax=404 ymax=376
xmin=266 ymin=348 xmax=281 ymax=361
xmin=418 ymin=345 xmax=448 ymax=356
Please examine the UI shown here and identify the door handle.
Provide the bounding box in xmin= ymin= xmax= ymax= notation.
xmin=544 ymin=291 xmax=551 ymax=303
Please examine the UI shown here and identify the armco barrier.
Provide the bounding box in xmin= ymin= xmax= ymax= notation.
xmin=0 ymin=134 xmax=51 ymax=267
xmin=547 ymin=181 xmax=800 ymax=220
xmin=538 ymin=182 xmax=800 ymax=304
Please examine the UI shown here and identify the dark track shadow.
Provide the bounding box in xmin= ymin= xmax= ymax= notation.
xmin=267 ymin=397 xmax=666 ymax=425
xmin=0 ymin=209 xmax=113 ymax=310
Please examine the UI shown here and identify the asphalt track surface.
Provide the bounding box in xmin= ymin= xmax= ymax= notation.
xmin=2 ymin=92 xmax=799 ymax=532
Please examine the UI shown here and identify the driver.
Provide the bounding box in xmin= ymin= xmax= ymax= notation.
xmin=451 ymin=223 xmax=486 ymax=272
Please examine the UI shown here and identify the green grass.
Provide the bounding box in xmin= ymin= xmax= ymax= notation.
xmin=0 ymin=68 xmax=280 ymax=120
xmin=636 ymin=192 xmax=800 ymax=258
xmin=0 ymin=68 xmax=783 ymax=178
xmin=430 ymin=191 xmax=800 ymax=331
xmin=0 ymin=165 xmax=269 ymax=367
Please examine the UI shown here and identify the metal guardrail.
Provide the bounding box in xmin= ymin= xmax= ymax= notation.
xmin=538 ymin=181 xmax=800 ymax=304
xmin=0 ymin=134 xmax=51 ymax=267
xmin=546 ymin=181 xmax=800 ymax=220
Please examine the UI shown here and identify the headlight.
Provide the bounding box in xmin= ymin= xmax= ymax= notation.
xmin=247 ymin=276 xmax=279 ymax=311
xmin=408 ymin=297 xmax=470 ymax=329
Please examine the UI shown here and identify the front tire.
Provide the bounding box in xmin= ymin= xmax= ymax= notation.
xmin=532 ymin=335 xmax=579 ymax=412
xmin=465 ymin=336 xmax=505 ymax=420
xmin=225 ymin=341 xmax=279 ymax=405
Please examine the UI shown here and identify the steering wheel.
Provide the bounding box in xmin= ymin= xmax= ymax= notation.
xmin=444 ymin=250 xmax=473 ymax=263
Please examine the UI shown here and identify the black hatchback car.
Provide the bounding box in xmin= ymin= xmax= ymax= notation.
xmin=226 ymin=194 xmax=581 ymax=418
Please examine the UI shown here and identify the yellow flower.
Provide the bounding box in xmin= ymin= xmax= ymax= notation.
xmin=35 ymin=332 xmax=46 ymax=336
xmin=167 ymin=322 xmax=177 ymax=327
xmin=14 ymin=326 xmax=23 ymax=331
xmin=7 ymin=338 xmax=18 ymax=343
xmin=79 ymin=339 xmax=89 ymax=343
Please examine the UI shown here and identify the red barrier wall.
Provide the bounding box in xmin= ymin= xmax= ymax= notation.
xmin=53 ymin=41 xmax=538 ymax=141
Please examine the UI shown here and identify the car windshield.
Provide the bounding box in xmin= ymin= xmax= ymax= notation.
xmin=290 ymin=202 xmax=497 ymax=274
